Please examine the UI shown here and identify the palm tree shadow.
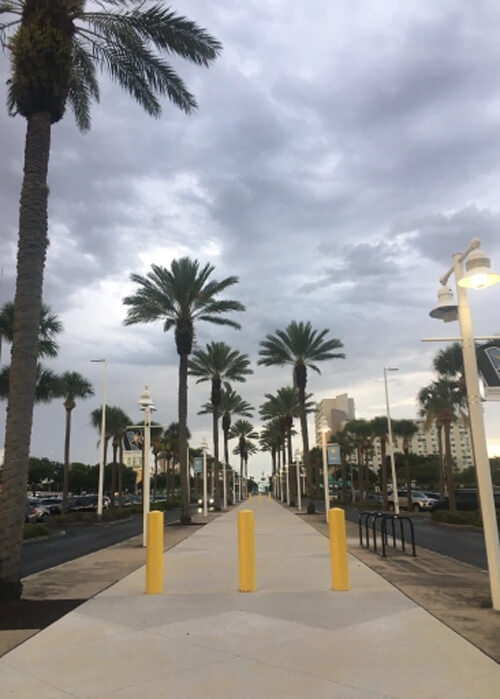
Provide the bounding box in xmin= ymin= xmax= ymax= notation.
xmin=0 ymin=598 xmax=86 ymax=631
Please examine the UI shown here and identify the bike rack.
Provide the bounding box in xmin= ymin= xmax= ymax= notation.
xmin=358 ymin=511 xmax=416 ymax=558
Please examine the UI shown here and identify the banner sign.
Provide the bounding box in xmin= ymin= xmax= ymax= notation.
xmin=327 ymin=444 xmax=341 ymax=465
xmin=123 ymin=429 xmax=144 ymax=451
xmin=477 ymin=342 xmax=500 ymax=400
xmin=193 ymin=456 xmax=203 ymax=474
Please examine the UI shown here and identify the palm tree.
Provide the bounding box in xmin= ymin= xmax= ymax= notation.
xmin=0 ymin=300 xmax=62 ymax=362
xmin=160 ymin=422 xmax=190 ymax=502
xmin=344 ymin=419 xmax=372 ymax=502
xmin=418 ymin=379 xmax=465 ymax=512
xmin=0 ymin=2 xmax=221 ymax=599
xmin=90 ymin=405 xmax=114 ymax=489
xmin=123 ymin=259 xmax=244 ymax=523
xmin=228 ymin=419 xmax=258 ymax=500
xmin=260 ymin=418 xmax=284 ymax=499
xmin=58 ymin=371 xmax=94 ymax=514
xmin=0 ymin=363 xmax=61 ymax=404
xmin=199 ymin=385 xmax=253 ymax=506
xmin=330 ymin=427 xmax=355 ymax=503
xmin=370 ymin=416 xmax=391 ymax=509
xmin=189 ymin=342 xmax=252 ymax=509
xmin=258 ymin=321 xmax=345 ymax=511
xmin=260 ymin=387 xmax=306 ymax=505
xmin=393 ymin=419 xmax=419 ymax=510
xmin=107 ymin=408 xmax=133 ymax=507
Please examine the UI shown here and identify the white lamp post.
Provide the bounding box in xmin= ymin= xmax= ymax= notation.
xmin=321 ymin=417 xmax=330 ymax=523
xmin=430 ymin=238 xmax=500 ymax=610
xmin=285 ymin=461 xmax=290 ymax=506
xmin=138 ymin=385 xmax=154 ymax=546
xmin=201 ymin=438 xmax=208 ymax=517
xmin=383 ymin=367 xmax=400 ymax=514
xmin=294 ymin=448 xmax=303 ymax=512
xmin=91 ymin=359 xmax=107 ymax=518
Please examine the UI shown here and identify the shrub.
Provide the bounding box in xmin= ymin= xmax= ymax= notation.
xmin=431 ymin=509 xmax=500 ymax=528
xmin=24 ymin=523 xmax=50 ymax=539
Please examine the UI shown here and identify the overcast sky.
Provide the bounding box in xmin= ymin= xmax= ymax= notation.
xmin=1 ymin=0 xmax=500 ymax=479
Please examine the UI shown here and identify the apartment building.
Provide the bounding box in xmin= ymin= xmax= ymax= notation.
xmin=315 ymin=394 xmax=355 ymax=445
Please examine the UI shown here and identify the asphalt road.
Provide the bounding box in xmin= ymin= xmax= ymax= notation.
xmin=21 ymin=507 xmax=191 ymax=578
xmin=314 ymin=501 xmax=488 ymax=569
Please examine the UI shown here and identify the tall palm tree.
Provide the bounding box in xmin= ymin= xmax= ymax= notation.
xmin=258 ymin=321 xmax=345 ymax=511
xmin=90 ymin=405 xmax=114 ymax=490
xmin=418 ymin=379 xmax=465 ymax=512
xmin=330 ymin=427 xmax=355 ymax=503
xmin=0 ymin=1 xmax=221 ymax=599
xmin=393 ymin=419 xmax=419 ymax=510
xmin=370 ymin=416 xmax=391 ymax=509
xmin=123 ymin=259 xmax=244 ymax=523
xmin=58 ymin=371 xmax=94 ymax=514
xmin=161 ymin=422 xmax=190 ymax=502
xmin=189 ymin=342 xmax=252 ymax=508
xmin=228 ymin=419 xmax=258 ymax=500
xmin=259 ymin=421 xmax=281 ymax=494
xmin=199 ymin=385 xmax=253 ymax=506
xmin=343 ymin=419 xmax=372 ymax=502
xmin=107 ymin=407 xmax=133 ymax=507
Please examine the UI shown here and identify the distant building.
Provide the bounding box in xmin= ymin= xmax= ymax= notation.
xmin=315 ymin=394 xmax=355 ymax=445
xmin=370 ymin=419 xmax=473 ymax=472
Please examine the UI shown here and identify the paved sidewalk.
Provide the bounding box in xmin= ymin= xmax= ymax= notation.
xmin=1 ymin=498 xmax=499 ymax=698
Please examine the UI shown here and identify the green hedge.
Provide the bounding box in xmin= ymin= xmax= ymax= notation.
xmin=24 ymin=523 xmax=50 ymax=539
xmin=431 ymin=509 xmax=500 ymax=528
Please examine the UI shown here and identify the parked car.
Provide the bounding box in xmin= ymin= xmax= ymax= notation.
xmin=39 ymin=497 xmax=62 ymax=514
xmin=431 ymin=490 xmax=500 ymax=512
xmin=25 ymin=501 xmax=37 ymax=523
xmin=388 ymin=490 xmax=438 ymax=512
xmin=27 ymin=498 xmax=50 ymax=521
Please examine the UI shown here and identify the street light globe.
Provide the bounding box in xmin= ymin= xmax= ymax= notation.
xmin=321 ymin=417 xmax=329 ymax=433
xmin=138 ymin=384 xmax=154 ymax=409
xmin=458 ymin=248 xmax=500 ymax=290
xmin=201 ymin=438 xmax=208 ymax=450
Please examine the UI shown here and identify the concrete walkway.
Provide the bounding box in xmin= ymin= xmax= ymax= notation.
xmin=1 ymin=498 xmax=499 ymax=698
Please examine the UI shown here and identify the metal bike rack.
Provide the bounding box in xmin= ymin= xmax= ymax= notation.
xmin=358 ymin=511 xmax=416 ymax=558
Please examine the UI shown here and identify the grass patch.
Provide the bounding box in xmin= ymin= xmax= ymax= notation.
xmin=431 ymin=509 xmax=500 ymax=528
xmin=24 ymin=523 xmax=50 ymax=539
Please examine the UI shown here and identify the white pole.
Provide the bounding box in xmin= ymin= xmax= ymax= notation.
xmin=232 ymin=469 xmax=236 ymax=504
xmin=202 ymin=443 xmax=208 ymax=517
xmin=223 ymin=458 xmax=227 ymax=509
xmin=142 ymin=403 xmax=150 ymax=547
xmin=321 ymin=429 xmax=329 ymax=523
xmin=295 ymin=455 xmax=302 ymax=512
xmin=94 ymin=359 xmax=107 ymax=519
xmin=453 ymin=255 xmax=500 ymax=610
xmin=187 ymin=445 xmax=190 ymax=505
xmin=285 ymin=463 xmax=290 ymax=506
xmin=384 ymin=368 xmax=400 ymax=514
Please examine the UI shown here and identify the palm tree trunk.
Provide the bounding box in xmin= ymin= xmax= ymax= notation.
xmin=437 ymin=424 xmax=445 ymax=499
xmin=0 ymin=112 xmax=52 ymax=600
xmin=178 ymin=353 xmax=190 ymax=524
xmin=110 ymin=441 xmax=118 ymax=509
xmin=213 ymin=409 xmax=221 ymax=510
xmin=443 ymin=422 xmax=457 ymax=512
xmin=118 ymin=442 xmax=123 ymax=505
xmin=224 ymin=430 xmax=230 ymax=504
xmin=381 ymin=439 xmax=388 ymax=510
xmin=62 ymin=407 xmax=72 ymax=516
xmin=153 ymin=452 xmax=158 ymax=503
xmin=405 ymin=446 xmax=412 ymax=510
xmin=239 ymin=454 xmax=243 ymax=500
xmin=287 ymin=430 xmax=296 ymax=505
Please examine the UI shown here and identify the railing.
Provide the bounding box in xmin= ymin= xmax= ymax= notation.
xmin=358 ymin=511 xmax=416 ymax=558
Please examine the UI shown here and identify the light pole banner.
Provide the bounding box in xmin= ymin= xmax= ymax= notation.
xmin=193 ymin=456 xmax=203 ymax=474
xmin=327 ymin=444 xmax=341 ymax=465
xmin=477 ymin=342 xmax=500 ymax=400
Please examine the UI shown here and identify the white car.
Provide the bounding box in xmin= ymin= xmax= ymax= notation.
xmin=388 ymin=490 xmax=439 ymax=512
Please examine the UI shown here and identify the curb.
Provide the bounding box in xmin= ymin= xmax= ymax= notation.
xmin=23 ymin=530 xmax=67 ymax=545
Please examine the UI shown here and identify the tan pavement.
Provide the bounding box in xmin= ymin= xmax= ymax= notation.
xmin=0 ymin=497 xmax=499 ymax=698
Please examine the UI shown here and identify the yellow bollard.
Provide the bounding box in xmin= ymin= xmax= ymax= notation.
xmin=238 ymin=510 xmax=256 ymax=592
xmin=146 ymin=510 xmax=164 ymax=594
xmin=328 ymin=508 xmax=349 ymax=591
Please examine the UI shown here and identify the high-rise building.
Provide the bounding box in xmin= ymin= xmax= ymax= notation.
xmin=315 ymin=394 xmax=355 ymax=445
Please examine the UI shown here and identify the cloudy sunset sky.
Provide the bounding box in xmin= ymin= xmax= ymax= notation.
xmin=2 ymin=0 xmax=500 ymax=478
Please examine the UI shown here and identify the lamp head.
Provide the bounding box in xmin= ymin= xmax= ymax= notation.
xmin=457 ymin=248 xmax=500 ymax=289
xmin=321 ymin=417 xmax=330 ymax=433
xmin=138 ymin=384 xmax=154 ymax=409
xmin=429 ymin=284 xmax=458 ymax=322
xmin=201 ymin=437 xmax=208 ymax=450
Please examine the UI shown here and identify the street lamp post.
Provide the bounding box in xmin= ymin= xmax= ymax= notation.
xmin=91 ymin=359 xmax=107 ymax=518
xmin=321 ymin=417 xmax=330 ymax=523
xmin=430 ymin=238 xmax=500 ymax=610
xmin=138 ymin=385 xmax=155 ymax=546
xmin=383 ymin=367 xmax=400 ymax=514
xmin=294 ymin=448 xmax=302 ymax=512
xmin=201 ymin=438 xmax=208 ymax=517
xmin=285 ymin=462 xmax=290 ymax=506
